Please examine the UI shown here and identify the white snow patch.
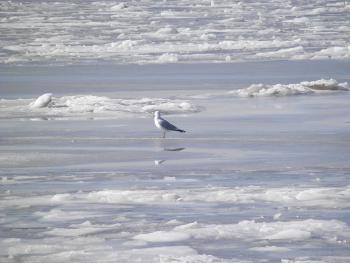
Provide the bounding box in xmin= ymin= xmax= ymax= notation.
xmin=30 ymin=93 xmax=53 ymax=108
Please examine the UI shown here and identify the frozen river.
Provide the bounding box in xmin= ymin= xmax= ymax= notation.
xmin=1 ymin=0 xmax=350 ymax=262
xmin=1 ymin=60 xmax=350 ymax=262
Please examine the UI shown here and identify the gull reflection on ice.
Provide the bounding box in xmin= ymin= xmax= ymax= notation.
xmin=154 ymin=140 xmax=185 ymax=166
xmin=154 ymin=160 xmax=166 ymax=166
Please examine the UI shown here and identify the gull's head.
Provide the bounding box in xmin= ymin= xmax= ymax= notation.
xmin=154 ymin=111 xmax=160 ymax=118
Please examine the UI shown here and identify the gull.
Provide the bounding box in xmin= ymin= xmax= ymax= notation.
xmin=154 ymin=111 xmax=186 ymax=138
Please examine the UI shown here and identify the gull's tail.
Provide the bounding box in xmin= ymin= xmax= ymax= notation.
xmin=176 ymin=129 xmax=186 ymax=133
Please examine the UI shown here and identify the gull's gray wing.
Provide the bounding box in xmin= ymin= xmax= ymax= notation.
xmin=159 ymin=118 xmax=179 ymax=131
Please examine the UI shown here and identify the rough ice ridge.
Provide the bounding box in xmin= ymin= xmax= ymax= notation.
xmin=0 ymin=94 xmax=200 ymax=120
xmin=135 ymin=219 xmax=350 ymax=243
xmin=230 ymin=79 xmax=349 ymax=97
xmin=2 ymin=185 xmax=349 ymax=209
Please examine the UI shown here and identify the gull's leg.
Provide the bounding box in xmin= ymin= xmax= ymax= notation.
xmin=162 ymin=130 xmax=166 ymax=138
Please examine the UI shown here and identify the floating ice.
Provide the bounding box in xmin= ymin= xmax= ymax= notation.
xmin=3 ymin=185 xmax=347 ymax=209
xmin=0 ymin=94 xmax=200 ymax=120
xmin=57 ymin=95 xmax=198 ymax=115
xmin=301 ymin=79 xmax=349 ymax=91
xmin=313 ymin=46 xmax=350 ymax=60
xmin=1 ymin=237 xmax=223 ymax=263
xmin=231 ymin=83 xmax=313 ymax=97
xmin=230 ymin=79 xmax=349 ymax=97
xmin=256 ymin=46 xmax=305 ymax=59
xmin=86 ymin=185 xmax=350 ymax=208
xmin=35 ymin=209 xmax=100 ymax=222
xmin=2 ymin=183 xmax=350 ymax=262
xmin=135 ymin=219 xmax=350 ymax=243
xmin=45 ymin=221 xmax=122 ymax=237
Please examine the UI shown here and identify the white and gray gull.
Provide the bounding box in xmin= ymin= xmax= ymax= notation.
xmin=154 ymin=111 xmax=186 ymax=138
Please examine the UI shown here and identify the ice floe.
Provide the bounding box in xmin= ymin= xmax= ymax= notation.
xmin=135 ymin=219 xmax=350 ymax=243
xmin=230 ymin=79 xmax=349 ymax=97
xmin=2 ymin=185 xmax=349 ymax=209
xmin=0 ymin=236 xmax=232 ymax=263
xmin=0 ymin=94 xmax=200 ymax=120
xmin=45 ymin=221 xmax=122 ymax=237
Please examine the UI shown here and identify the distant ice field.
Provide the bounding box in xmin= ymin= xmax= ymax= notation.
xmin=0 ymin=0 xmax=349 ymax=65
